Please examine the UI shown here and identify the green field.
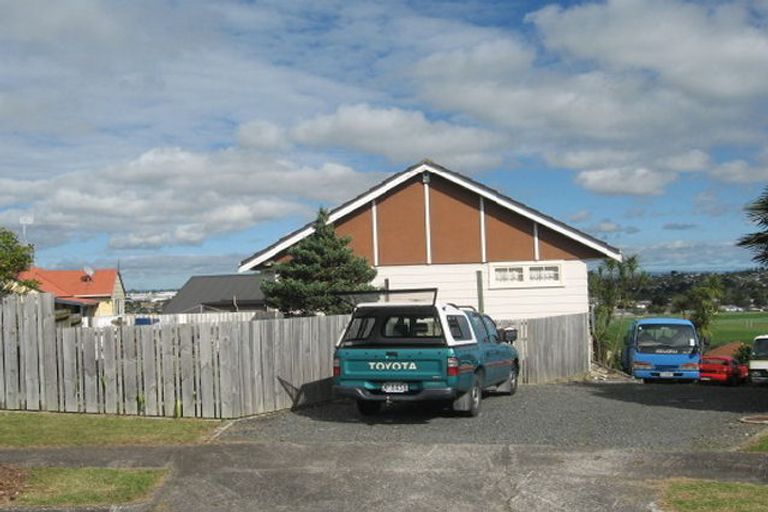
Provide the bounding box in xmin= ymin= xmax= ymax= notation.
xmin=605 ymin=311 xmax=768 ymax=349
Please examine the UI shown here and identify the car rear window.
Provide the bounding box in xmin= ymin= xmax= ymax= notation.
xmin=702 ymin=358 xmax=727 ymax=365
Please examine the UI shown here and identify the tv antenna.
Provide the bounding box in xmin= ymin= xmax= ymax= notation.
xmin=19 ymin=216 xmax=33 ymax=243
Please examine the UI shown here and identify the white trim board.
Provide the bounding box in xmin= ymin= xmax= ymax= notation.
xmin=239 ymin=162 xmax=622 ymax=272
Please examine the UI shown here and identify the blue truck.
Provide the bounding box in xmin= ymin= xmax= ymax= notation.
xmin=620 ymin=318 xmax=701 ymax=382
xmin=333 ymin=296 xmax=520 ymax=417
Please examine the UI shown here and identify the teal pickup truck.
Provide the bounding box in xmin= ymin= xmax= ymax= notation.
xmin=333 ymin=299 xmax=520 ymax=417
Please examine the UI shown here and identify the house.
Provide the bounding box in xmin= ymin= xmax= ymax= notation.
xmin=163 ymin=274 xmax=268 ymax=314
xmin=239 ymin=160 xmax=622 ymax=320
xmin=17 ymin=267 xmax=126 ymax=317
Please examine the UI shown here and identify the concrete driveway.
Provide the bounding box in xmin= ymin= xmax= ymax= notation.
xmin=150 ymin=443 xmax=768 ymax=512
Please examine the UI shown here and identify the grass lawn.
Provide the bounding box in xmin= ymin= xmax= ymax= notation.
xmin=13 ymin=467 xmax=166 ymax=507
xmin=743 ymin=430 xmax=768 ymax=453
xmin=0 ymin=411 xmax=220 ymax=448
xmin=606 ymin=312 xmax=768 ymax=349
xmin=662 ymin=479 xmax=768 ymax=512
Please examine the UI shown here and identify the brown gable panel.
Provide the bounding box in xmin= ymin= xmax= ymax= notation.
xmin=429 ymin=175 xmax=481 ymax=264
xmin=485 ymin=201 xmax=535 ymax=261
xmin=334 ymin=205 xmax=374 ymax=263
xmin=539 ymin=225 xmax=605 ymax=260
xmin=377 ymin=177 xmax=426 ymax=265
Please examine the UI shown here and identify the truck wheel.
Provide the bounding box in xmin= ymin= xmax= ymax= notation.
xmin=356 ymin=400 xmax=382 ymax=416
xmin=466 ymin=374 xmax=482 ymax=417
xmin=497 ymin=365 xmax=518 ymax=396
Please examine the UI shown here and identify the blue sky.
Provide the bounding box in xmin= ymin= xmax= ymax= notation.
xmin=1 ymin=0 xmax=766 ymax=289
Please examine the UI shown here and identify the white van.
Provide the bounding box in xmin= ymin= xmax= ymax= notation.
xmin=748 ymin=335 xmax=768 ymax=384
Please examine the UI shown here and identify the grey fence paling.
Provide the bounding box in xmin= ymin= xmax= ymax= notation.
xmin=499 ymin=313 xmax=590 ymax=384
xmin=0 ymin=293 xmax=349 ymax=418
xmin=1 ymin=294 xmax=589 ymax=417
xmin=82 ymin=310 xmax=281 ymax=328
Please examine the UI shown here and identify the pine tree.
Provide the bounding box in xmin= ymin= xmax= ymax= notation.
xmin=261 ymin=209 xmax=377 ymax=316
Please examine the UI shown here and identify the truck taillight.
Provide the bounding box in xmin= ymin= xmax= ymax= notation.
xmin=632 ymin=361 xmax=652 ymax=370
xmin=333 ymin=357 xmax=340 ymax=377
xmin=680 ymin=363 xmax=699 ymax=371
xmin=447 ymin=357 xmax=459 ymax=377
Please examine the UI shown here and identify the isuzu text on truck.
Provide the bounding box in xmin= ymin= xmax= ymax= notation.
xmin=620 ymin=318 xmax=701 ymax=383
xmin=332 ymin=290 xmax=520 ymax=417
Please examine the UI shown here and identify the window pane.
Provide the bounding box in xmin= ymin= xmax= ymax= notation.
xmin=447 ymin=315 xmax=471 ymax=341
xmin=343 ymin=317 xmax=376 ymax=341
xmin=495 ymin=267 xmax=523 ymax=282
xmin=529 ymin=265 xmax=560 ymax=281
xmin=383 ymin=315 xmax=443 ymax=338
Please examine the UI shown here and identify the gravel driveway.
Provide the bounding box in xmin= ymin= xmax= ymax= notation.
xmin=222 ymin=382 xmax=768 ymax=451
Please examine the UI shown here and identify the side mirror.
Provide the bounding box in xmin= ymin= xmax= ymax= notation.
xmin=500 ymin=327 xmax=518 ymax=344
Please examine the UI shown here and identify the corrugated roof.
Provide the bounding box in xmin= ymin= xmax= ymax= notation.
xmin=18 ymin=267 xmax=118 ymax=298
xmin=163 ymin=274 xmax=268 ymax=314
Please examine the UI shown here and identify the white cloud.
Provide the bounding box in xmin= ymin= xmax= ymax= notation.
xmin=575 ymin=167 xmax=676 ymax=195
xmin=694 ymin=191 xmax=730 ymax=217
xmin=631 ymin=240 xmax=753 ymax=271
xmin=569 ymin=210 xmax=591 ymax=223
xmin=589 ymin=220 xmax=639 ymax=235
xmin=709 ymin=160 xmax=768 ymax=184
xmin=236 ymin=120 xmax=289 ymax=151
xmin=528 ymin=0 xmax=768 ymax=100
xmin=658 ymin=150 xmax=711 ymax=172
xmin=292 ymin=104 xmax=507 ymax=170
xmin=545 ymin=149 xmax=640 ymax=169
xmin=663 ymin=223 xmax=698 ymax=231
xmin=417 ymin=39 xmax=534 ymax=82
xmin=0 ymin=147 xmax=380 ymax=250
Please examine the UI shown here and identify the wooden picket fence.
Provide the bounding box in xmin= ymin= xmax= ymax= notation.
xmin=499 ymin=313 xmax=590 ymax=384
xmin=82 ymin=310 xmax=281 ymax=328
xmin=0 ymin=293 xmax=590 ymax=418
xmin=0 ymin=293 xmax=348 ymax=418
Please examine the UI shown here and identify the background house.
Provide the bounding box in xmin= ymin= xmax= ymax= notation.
xmin=17 ymin=267 xmax=126 ymax=318
xmin=239 ymin=161 xmax=622 ymax=320
xmin=163 ymin=274 xmax=268 ymax=314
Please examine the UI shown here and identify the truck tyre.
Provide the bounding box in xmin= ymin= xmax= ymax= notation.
xmin=497 ymin=365 xmax=518 ymax=396
xmin=466 ymin=373 xmax=483 ymax=417
xmin=356 ymin=400 xmax=382 ymax=416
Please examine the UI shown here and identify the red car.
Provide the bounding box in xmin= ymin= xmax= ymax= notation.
xmin=699 ymin=356 xmax=748 ymax=385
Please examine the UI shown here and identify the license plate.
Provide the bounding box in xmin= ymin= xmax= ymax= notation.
xmin=660 ymin=372 xmax=674 ymax=377
xmin=700 ymin=376 xmax=710 ymax=381
xmin=382 ymin=382 xmax=408 ymax=393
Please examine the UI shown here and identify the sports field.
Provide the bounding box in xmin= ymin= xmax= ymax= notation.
xmin=606 ymin=311 xmax=768 ymax=348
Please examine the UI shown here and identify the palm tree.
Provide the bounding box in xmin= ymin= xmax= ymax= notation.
xmin=738 ymin=186 xmax=768 ymax=266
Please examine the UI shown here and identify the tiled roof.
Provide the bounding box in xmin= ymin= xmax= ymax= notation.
xmin=18 ymin=267 xmax=119 ymax=299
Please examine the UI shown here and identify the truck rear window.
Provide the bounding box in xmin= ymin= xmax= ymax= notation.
xmin=340 ymin=306 xmax=446 ymax=347
xmin=382 ymin=315 xmax=442 ymax=338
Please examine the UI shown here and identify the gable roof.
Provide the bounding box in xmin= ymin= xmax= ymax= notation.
xmin=163 ymin=274 xmax=268 ymax=314
xmin=18 ymin=268 xmax=119 ymax=299
xmin=239 ymin=160 xmax=622 ymax=272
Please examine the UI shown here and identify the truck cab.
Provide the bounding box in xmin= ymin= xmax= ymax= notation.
xmin=333 ymin=297 xmax=520 ymax=417
xmin=620 ymin=318 xmax=701 ymax=382
xmin=748 ymin=335 xmax=768 ymax=384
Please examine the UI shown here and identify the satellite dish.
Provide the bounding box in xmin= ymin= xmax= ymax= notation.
xmin=83 ymin=266 xmax=95 ymax=278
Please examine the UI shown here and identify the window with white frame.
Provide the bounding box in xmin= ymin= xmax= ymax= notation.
xmin=489 ymin=262 xmax=563 ymax=288
xmin=493 ymin=266 xmax=524 ymax=284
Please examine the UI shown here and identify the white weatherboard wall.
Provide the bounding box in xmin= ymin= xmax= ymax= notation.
xmin=373 ymin=260 xmax=589 ymax=320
